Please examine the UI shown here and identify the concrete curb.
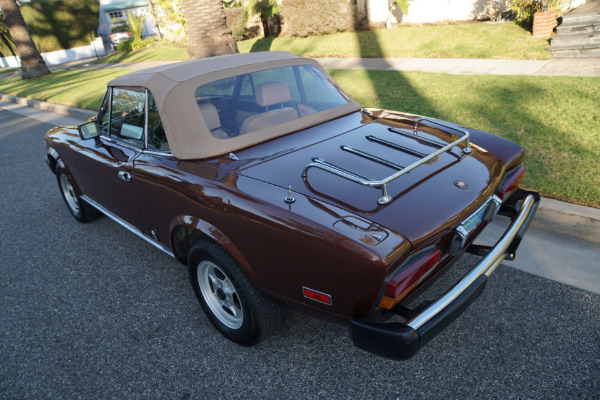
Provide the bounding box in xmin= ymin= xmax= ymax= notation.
xmin=2 ymin=92 xmax=599 ymax=243
xmin=0 ymin=93 xmax=96 ymax=120
xmin=533 ymin=197 xmax=600 ymax=244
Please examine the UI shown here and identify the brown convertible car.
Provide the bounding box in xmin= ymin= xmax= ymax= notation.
xmin=45 ymin=52 xmax=539 ymax=360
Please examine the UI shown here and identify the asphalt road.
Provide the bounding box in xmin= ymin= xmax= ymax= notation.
xmin=1 ymin=109 xmax=599 ymax=399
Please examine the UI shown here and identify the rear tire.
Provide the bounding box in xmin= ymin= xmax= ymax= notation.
xmin=56 ymin=167 xmax=100 ymax=223
xmin=187 ymin=239 xmax=282 ymax=346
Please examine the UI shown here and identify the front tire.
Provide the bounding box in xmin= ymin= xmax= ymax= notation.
xmin=188 ymin=239 xmax=282 ymax=346
xmin=56 ymin=167 xmax=100 ymax=223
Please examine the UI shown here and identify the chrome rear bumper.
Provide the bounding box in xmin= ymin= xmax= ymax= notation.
xmin=350 ymin=189 xmax=540 ymax=360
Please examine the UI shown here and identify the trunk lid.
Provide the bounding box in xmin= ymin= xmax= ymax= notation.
xmin=235 ymin=116 xmax=505 ymax=246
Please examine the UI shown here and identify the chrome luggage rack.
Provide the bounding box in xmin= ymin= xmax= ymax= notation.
xmin=301 ymin=117 xmax=472 ymax=205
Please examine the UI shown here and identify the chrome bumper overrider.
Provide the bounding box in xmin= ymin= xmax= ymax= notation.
xmin=350 ymin=189 xmax=540 ymax=360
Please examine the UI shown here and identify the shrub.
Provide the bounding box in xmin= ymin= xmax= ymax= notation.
xmin=509 ymin=0 xmax=563 ymax=30
xmin=225 ymin=7 xmax=248 ymax=39
xmin=281 ymin=0 xmax=358 ymax=37
xmin=116 ymin=37 xmax=155 ymax=52
xmin=126 ymin=12 xmax=146 ymax=41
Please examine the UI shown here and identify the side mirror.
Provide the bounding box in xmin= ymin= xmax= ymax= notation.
xmin=78 ymin=121 xmax=100 ymax=140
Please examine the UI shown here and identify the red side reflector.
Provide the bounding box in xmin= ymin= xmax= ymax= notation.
xmin=302 ymin=287 xmax=332 ymax=305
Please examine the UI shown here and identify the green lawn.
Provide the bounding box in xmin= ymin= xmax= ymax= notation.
xmin=95 ymin=22 xmax=549 ymax=64
xmin=0 ymin=68 xmax=18 ymax=75
xmin=0 ymin=69 xmax=134 ymax=110
xmin=96 ymin=44 xmax=188 ymax=64
xmin=239 ymin=22 xmax=551 ymax=60
xmin=330 ymin=69 xmax=600 ymax=207
xmin=0 ymin=68 xmax=597 ymax=207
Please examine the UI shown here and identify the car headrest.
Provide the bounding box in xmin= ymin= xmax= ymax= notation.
xmin=255 ymin=81 xmax=291 ymax=107
xmin=198 ymin=103 xmax=221 ymax=131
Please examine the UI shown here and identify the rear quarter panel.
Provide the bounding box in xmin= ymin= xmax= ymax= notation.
xmin=133 ymin=153 xmax=410 ymax=318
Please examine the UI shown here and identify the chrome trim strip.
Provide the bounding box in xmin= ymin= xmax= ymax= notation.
xmin=100 ymin=135 xmax=144 ymax=152
xmin=305 ymin=157 xmax=371 ymax=182
xmin=341 ymin=145 xmax=405 ymax=170
xmin=144 ymin=88 xmax=149 ymax=149
xmin=406 ymin=194 xmax=536 ymax=330
xmin=142 ymin=149 xmax=176 ymax=158
xmin=388 ymin=127 xmax=446 ymax=148
xmin=366 ymin=135 xmax=428 ymax=158
xmin=81 ymin=195 xmax=175 ymax=258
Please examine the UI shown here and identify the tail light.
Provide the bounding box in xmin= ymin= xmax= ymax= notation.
xmin=380 ymin=249 xmax=441 ymax=309
xmin=497 ymin=166 xmax=526 ymax=201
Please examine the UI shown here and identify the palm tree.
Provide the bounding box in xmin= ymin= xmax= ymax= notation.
xmin=0 ymin=14 xmax=16 ymax=58
xmin=182 ymin=0 xmax=237 ymax=59
xmin=0 ymin=0 xmax=50 ymax=79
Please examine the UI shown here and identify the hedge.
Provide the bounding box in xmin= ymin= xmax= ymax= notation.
xmin=281 ymin=0 xmax=358 ymax=37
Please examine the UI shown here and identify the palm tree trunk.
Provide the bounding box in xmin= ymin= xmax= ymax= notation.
xmin=0 ymin=0 xmax=50 ymax=79
xmin=182 ymin=0 xmax=238 ymax=59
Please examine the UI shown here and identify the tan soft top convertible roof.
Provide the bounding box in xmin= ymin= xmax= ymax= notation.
xmin=108 ymin=51 xmax=361 ymax=159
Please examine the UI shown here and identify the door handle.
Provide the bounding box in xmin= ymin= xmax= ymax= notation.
xmin=118 ymin=171 xmax=132 ymax=182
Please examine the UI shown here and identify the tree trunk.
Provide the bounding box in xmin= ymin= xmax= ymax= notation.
xmin=0 ymin=0 xmax=50 ymax=79
xmin=147 ymin=1 xmax=163 ymax=40
xmin=182 ymin=0 xmax=238 ymax=59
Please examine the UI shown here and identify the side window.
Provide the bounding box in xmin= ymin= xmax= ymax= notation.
xmin=196 ymin=76 xmax=236 ymax=98
xmin=299 ymin=66 xmax=347 ymax=104
xmin=147 ymin=92 xmax=169 ymax=151
xmin=110 ymin=88 xmax=146 ymax=148
xmin=239 ymin=74 xmax=254 ymax=97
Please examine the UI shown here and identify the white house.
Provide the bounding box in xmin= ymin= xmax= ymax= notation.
xmin=360 ymin=0 xmax=587 ymax=25
xmin=98 ymin=0 xmax=158 ymax=43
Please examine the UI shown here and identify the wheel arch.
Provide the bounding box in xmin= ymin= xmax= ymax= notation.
xmin=169 ymin=216 xmax=259 ymax=286
xmin=46 ymin=147 xmax=59 ymax=175
xmin=52 ymin=155 xmax=85 ymax=197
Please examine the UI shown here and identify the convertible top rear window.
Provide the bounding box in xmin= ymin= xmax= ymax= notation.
xmin=195 ymin=65 xmax=350 ymax=139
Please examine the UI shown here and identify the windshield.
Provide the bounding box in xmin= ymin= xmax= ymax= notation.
xmin=195 ymin=65 xmax=350 ymax=139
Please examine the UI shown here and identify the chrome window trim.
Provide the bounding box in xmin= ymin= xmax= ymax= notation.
xmin=144 ymin=89 xmax=172 ymax=154
xmin=142 ymin=149 xmax=176 ymax=158
xmin=100 ymin=135 xmax=144 ymax=153
xmin=144 ymin=88 xmax=149 ymax=149
xmin=108 ymin=87 xmax=146 ymax=149
xmin=99 ymin=87 xmax=112 ymax=138
xmin=102 ymin=87 xmax=173 ymax=156
xmin=81 ymin=195 xmax=175 ymax=258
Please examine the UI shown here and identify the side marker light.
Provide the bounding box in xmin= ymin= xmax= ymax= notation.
xmin=302 ymin=287 xmax=332 ymax=305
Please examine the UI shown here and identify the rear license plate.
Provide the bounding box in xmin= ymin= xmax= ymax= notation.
xmin=461 ymin=200 xmax=490 ymax=234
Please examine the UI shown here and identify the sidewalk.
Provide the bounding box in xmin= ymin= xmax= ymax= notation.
xmin=2 ymin=56 xmax=599 ymax=78
xmin=315 ymin=57 xmax=600 ymax=77
xmin=61 ymin=56 xmax=600 ymax=77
